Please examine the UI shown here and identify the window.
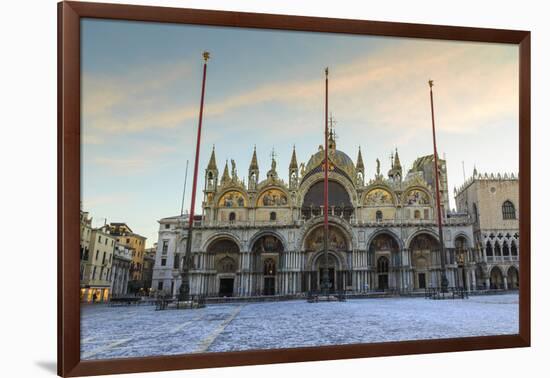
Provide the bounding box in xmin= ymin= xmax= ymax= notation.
xmin=98 ymin=235 xmax=102 ymax=243
xmin=126 ymin=238 xmax=130 ymax=243
xmin=502 ymin=201 xmax=516 ymax=219
xmin=161 ymin=258 xmax=166 ymax=266
xmin=229 ymin=212 xmax=236 ymax=222
xmin=377 ymin=256 xmax=389 ymax=273
xmin=414 ymin=210 xmax=421 ymax=219
xmin=165 ymin=224 xmax=170 ymax=229
xmin=162 ymin=240 xmax=169 ymax=255
xmin=486 ymin=241 xmax=493 ymax=256
xmin=472 ymin=203 xmax=478 ymax=222
xmin=102 ymin=252 xmax=106 ymax=265
xmin=158 ymin=281 xmax=164 ymax=290
xmin=270 ymin=211 xmax=277 ymax=221
xmin=92 ymin=266 xmax=97 ymax=280
xmin=174 ymin=255 xmax=180 ymax=269
xmin=375 ymin=210 xmax=383 ymax=222
xmin=424 ymin=209 xmax=429 ymax=219
xmin=95 ymin=250 xmax=99 ymax=260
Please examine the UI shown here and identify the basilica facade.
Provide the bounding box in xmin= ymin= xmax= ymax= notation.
xmin=151 ymin=132 xmax=518 ymax=298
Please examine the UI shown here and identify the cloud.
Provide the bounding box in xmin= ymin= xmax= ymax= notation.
xmin=83 ymin=39 xmax=517 ymax=146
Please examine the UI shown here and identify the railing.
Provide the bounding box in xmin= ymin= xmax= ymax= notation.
xmin=424 ymin=287 xmax=469 ymax=299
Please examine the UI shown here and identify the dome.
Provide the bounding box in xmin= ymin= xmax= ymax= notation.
xmin=304 ymin=148 xmax=356 ymax=179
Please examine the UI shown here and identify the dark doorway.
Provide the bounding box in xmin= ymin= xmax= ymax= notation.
xmin=418 ymin=273 xmax=426 ymax=289
xmin=219 ymin=278 xmax=234 ymax=297
xmin=264 ymin=277 xmax=275 ymax=295
xmin=378 ymin=274 xmax=389 ymax=290
xmin=319 ymin=267 xmax=335 ymax=291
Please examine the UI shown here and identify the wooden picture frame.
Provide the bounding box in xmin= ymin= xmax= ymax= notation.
xmin=58 ymin=1 xmax=531 ymax=376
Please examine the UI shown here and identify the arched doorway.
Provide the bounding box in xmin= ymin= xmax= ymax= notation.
xmin=376 ymin=256 xmax=389 ymax=289
xmin=489 ymin=266 xmax=504 ymax=289
xmin=251 ymin=234 xmax=284 ymax=296
xmin=315 ymin=253 xmax=339 ymax=292
xmin=368 ymin=233 xmax=400 ymax=290
xmin=410 ymin=233 xmax=440 ymax=289
xmin=304 ymin=224 xmax=350 ymax=292
xmin=507 ymin=266 xmax=519 ymax=289
xmin=208 ymin=239 xmax=240 ymax=297
xmin=301 ymin=180 xmax=353 ymax=220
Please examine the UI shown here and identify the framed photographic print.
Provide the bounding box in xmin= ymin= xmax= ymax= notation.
xmin=58 ymin=1 xmax=530 ymax=376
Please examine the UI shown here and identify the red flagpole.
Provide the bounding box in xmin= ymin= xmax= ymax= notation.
xmin=429 ymin=79 xmax=449 ymax=293
xmin=322 ymin=67 xmax=330 ymax=294
xmin=179 ymin=51 xmax=210 ymax=301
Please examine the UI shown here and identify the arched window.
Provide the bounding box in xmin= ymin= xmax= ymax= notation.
xmin=486 ymin=241 xmax=493 ymax=256
xmin=502 ymin=201 xmax=516 ymax=220
xmin=229 ymin=212 xmax=236 ymax=222
xmin=376 ymin=210 xmax=383 ymax=222
xmin=494 ymin=241 xmax=501 ymax=256
xmin=270 ymin=211 xmax=277 ymax=221
xmin=472 ymin=203 xmax=478 ymax=222
xmin=503 ymin=241 xmax=510 ymax=256
xmin=511 ymin=241 xmax=518 ymax=256
xmin=377 ymin=256 xmax=389 ymax=273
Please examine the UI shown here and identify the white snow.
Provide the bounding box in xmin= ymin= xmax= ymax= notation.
xmin=80 ymin=294 xmax=519 ymax=360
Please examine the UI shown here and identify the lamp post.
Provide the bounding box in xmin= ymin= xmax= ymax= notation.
xmin=179 ymin=51 xmax=210 ymax=302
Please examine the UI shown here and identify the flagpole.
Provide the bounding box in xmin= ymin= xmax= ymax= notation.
xmin=428 ymin=80 xmax=449 ymax=293
xmin=180 ymin=159 xmax=189 ymax=216
xmin=322 ymin=67 xmax=330 ymax=295
xmin=179 ymin=51 xmax=210 ymax=302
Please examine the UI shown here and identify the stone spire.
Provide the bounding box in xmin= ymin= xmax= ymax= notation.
xmin=356 ymin=146 xmax=364 ymax=170
xmin=248 ymin=146 xmax=259 ymax=191
xmin=221 ymin=160 xmax=230 ymax=184
xmin=355 ymin=146 xmax=365 ymax=186
xmin=289 ymin=145 xmax=298 ymax=189
xmin=393 ymin=148 xmax=402 ymax=169
xmin=249 ymin=146 xmax=259 ymax=171
xmin=289 ymin=145 xmax=298 ymax=169
xmin=207 ymin=145 xmax=217 ymax=170
xmin=205 ymin=145 xmax=219 ymax=192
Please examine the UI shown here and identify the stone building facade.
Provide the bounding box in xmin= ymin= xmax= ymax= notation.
xmin=107 ymin=223 xmax=147 ymax=291
xmin=454 ymin=170 xmax=520 ymax=290
xmin=153 ymin=134 xmax=518 ymax=298
xmin=110 ymin=244 xmax=132 ymax=297
xmin=80 ymin=225 xmax=116 ymax=302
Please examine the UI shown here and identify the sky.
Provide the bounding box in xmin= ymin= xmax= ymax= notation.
xmin=81 ymin=18 xmax=519 ymax=247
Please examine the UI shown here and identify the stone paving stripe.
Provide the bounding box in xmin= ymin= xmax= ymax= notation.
xmin=194 ymin=305 xmax=244 ymax=353
xmin=170 ymin=315 xmax=204 ymax=334
xmin=82 ymin=338 xmax=132 ymax=359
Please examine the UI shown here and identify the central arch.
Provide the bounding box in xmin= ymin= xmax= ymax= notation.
xmin=301 ymin=179 xmax=354 ymax=221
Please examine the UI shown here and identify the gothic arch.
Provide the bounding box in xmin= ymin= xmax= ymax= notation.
xmin=366 ymin=229 xmax=404 ymax=251
xmin=255 ymin=186 xmax=291 ymax=208
xmin=248 ymin=230 xmax=288 ymax=253
xmin=214 ymin=187 xmax=249 ymax=208
xmin=405 ymin=228 xmax=440 ymax=249
xmin=202 ymin=232 xmax=242 ymax=252
xmin=308 ymin=250 xmax=345 ymax=271
xmin=454 ymin=232 xmax=472 ymax=248
xmin=297 ymin=216 xmax=356 ymax=252
xmin=361 ymin=184 xmax=398 ymax=206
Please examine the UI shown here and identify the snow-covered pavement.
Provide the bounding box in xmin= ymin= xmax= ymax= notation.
xmin=80 ymin=294 xmax=519 ymax=360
